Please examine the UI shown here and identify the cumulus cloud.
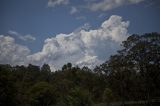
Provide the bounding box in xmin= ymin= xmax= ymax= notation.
xmin=87 ymin=0 xmax=144 ymax=11
xmin=8 ymin=30 xmax=36 ymax=41
xmin=0 ymin=15 xmax=130 ymax=71
xmin=28 ymin=15 xmax=129 ymax=70
xmin=48 ymin=0 xmax=69 ymax=7
xmin=0 ymin=35 xmax=30 ymax=65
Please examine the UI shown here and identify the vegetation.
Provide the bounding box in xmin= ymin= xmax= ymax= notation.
xmin=0 ymin=32 xmax=160 ymax=106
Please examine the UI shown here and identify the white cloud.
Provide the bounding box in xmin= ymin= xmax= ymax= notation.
xmin=0 ymin=35 xmax=30 ymax=65
xmin=76 ymin=16 xmax=86 ymax=20
xmin=87 ymin=0 xmax=144 ymax=11
xmin=74 ymin=23 xmax=91 ymax=32
xmin=70 ymin=6 xmax=78 ymax=14
xmin=98 ymin=13 xmax=107 ymax=18
xmin=0 ymin=15 xmax=130 ymax=71
xmin=28 ymin=15 xmax=129 ymax=70
xmin=8 ymin=30 xmax=36 ymax=41
xmin=48 ymin=0 xmax=69 ymax=7
xmin=47 ymin=0 xmax=144 ymax=14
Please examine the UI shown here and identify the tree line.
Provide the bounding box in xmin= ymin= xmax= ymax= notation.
xmin=0 ymin=32 xmax=160 ymax=106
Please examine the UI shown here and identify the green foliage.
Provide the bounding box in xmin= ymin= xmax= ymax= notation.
xmin=0 ymin=64 xmax=16 ymax=106
xmin=97 ymin=32 xmax=160 ymax=103
xmin=0 ymin=33 xmax=160 ymax=105
xmin=103 ymin=88 xmax=113 ymax=104
xmin=28 ymin=81 xmax=56 ymax=106
xmin=61 ymin=87 xmax=93 ymax=106
xmin=40 ymin=64 xmax=51 ymax=82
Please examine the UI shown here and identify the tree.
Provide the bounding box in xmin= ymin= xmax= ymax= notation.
xmin=122 ymin=33 xmax=160 ymax=100
xmin=28 ymin=81 xmax=56 ymax=106
xmin=0 ymin=32 xmax=160 ymax=106
xmin=0 ymin=64 xmax=17 ymax=106
xmin=40 ymin=64 xmax=51 ymax=82
xmin=41 ymin=64 xmax=51 ymax=72
xmin=97 ymin=32 xmax=160 ymax=103
xmin=62 ymin=63 xmax=72 ymax=71
xmin=103 ymin=88 xmax=114 ymax=106
xmin=23 ymin=64 xmax=40 ymax=86
xmin=65 ymin=87 xmax=93 ymax=106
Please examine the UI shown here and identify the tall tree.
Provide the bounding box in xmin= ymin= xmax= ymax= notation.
xmin=0 ymin=64 xmax=17 ymax=106
xmin=40 ymin=64 xmax=51 ymax=82
xmin=28 ymin=81 xmax=56 ymax=106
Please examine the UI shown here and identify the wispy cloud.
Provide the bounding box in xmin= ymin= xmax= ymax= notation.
xmin=47 ymin=0 xmax=145 ymax=17
xmin=87 ymin=0 xmax=144 ymax=11
xmin=70 ymin=6 xmax=78 ymax=14
xmin=48 ymin=0 xmax=69 ymax=7
xmin=8 ymin=30 xmax=36 ymax=41
xmin=144 ymin=0 xmax=160 ymax=8
xmin=76 ymin=16 xmax=86 ymax=20
xmin=98 ymin=13 xmax=107 ymax=18
xmin=74 ymin=23 xmax=91 ymax=32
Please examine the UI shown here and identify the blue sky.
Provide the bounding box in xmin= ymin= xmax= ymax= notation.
xmin=0 ymin=0 xmax=160 ymax=70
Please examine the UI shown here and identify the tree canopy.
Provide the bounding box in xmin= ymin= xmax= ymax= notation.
xmin=0 ymin=32 xmax=160 ymax=106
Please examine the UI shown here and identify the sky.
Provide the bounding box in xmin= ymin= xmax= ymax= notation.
xmin=0 ymin=0 xmax=160 ymax=71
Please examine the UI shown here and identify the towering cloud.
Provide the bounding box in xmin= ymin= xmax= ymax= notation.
xmin=28 ymin=15 xmax=129 ymax=70
xmin=0 ymin=15 xmax=130 ymax=71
